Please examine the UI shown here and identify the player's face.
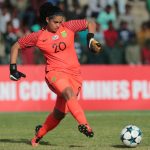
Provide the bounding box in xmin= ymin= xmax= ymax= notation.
xmin=47 ymin=16 xmax=64 ymax=33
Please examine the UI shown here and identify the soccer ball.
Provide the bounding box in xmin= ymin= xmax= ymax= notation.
xmin=120 ymin=125 xmax=142 ymax=147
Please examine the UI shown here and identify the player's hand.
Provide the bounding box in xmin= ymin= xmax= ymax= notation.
xmin=9 ymin=64 xmax=26 ymax=81
xmin=87 ymin=33 xmax=102 ymax=53
xmin=90 ymin=39 xmax=102 ymax=53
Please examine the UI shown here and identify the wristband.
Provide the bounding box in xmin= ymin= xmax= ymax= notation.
xmin=10 ymin=64 xmax=17 ymax=73
xmin=87 ymin=33 xmax=94 ymax=48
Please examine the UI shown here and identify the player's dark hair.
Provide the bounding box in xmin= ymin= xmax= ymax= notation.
xmin=39 ymin=2 xmax=63 ymax=25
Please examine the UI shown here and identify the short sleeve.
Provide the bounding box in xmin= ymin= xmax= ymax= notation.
xmin=18 ymin=31 xmax=41 ymax=49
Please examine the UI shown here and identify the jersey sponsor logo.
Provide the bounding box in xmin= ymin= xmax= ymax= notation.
xmin=61 ymin=30 xmax=67 ymax=38
xmin=52 ymin=35 xmax=59 ymax=40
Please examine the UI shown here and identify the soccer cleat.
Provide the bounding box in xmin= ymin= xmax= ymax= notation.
xmin=78 ymin=124 xmax=94 ymax=138
xmin=31 ymin=125 xmax=42 ymax=147
xmin=31 ymin=136 xmax=42 ymax=147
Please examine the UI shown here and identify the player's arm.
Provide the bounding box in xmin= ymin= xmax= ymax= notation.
xmin=86 ymin=20 xmax=102 ymax=53
xmin=9 ymin=31 xmax=39 ymax=81
xmin=9 ymin=42 xmax=26 ymax=81
xmin=63 ymin=19 xmax=102 ymax=53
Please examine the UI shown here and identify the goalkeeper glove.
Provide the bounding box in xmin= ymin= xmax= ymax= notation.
xmin=87 ymin=33 xmax=102 ymax=53
xmin=9 ymin=64 xmax=26 ymax=81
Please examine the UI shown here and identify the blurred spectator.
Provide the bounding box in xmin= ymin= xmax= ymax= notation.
xmin=137 ymin=21 xmax=150 ymax=47
xmin=31 ymin=23 xmax=41 ymax=32
xmin=118 ymin=20 xmax=134 ymax=47
xmin=22 ymin=5 xmax=36 ymax=28
xmin=10 ymin=0 xmax=28 ymax=11
xmin=141 ymin=39 xmax=150 ymax=64
xmin=96 ymin=5 xmax=116 ymax=31
xmin=12 ymin=8 xmax=20 ymax=33
xmin=77 ymin=29 xmax=88 ymax=52
xmin=128 ymin=0 xmax=149 ymax=32
xmin=78 ymin=4 xmax=89 ymax=19
xmin=94 ymin=23 xmax=105 ymax=45
xmin=74 ymin=40 xmax=88 ymax=64
xmin=146 ymin=0 xmax=150 ymax=18
xmin=99 ymin=0 xmax=116 ymax=8
xmin=116 ymin=0 xmax=128 ymax=15
xmin=17 ymin=24 xmax=30 ymax=38
xmin=103 ymin=20 xmax=124 ymax=64
xmin=76 ymin=30 xmax=89 ymax=64
xmin=104 ymin=20 xmax=118 ymax=48
xmin=117 ymin=3 xmax=135 ymax=31
xmin=125 ymin=33 xmax=142 ymax=65
xmin=58 ymin=0 xmax=81 ymax=20
xmin=10 ymin=0 xmax=28 ymax=22
xmin=17 ymin=23 xmax=36 ymax=64
xmin=20 ymin=47 xmax=36 ymax=64
xmin=0 ymin=39 xmax=5 ymax=64
xmin=86 ymin=0 xmax=101 ymax=18
xmin=0 ymin=7 xmax=11 ymax=36
xmin=4 ymin=21 xmax=17 ymax=64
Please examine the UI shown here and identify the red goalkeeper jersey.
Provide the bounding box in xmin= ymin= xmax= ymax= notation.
xmin=18 ymin=19 xmax=87 ymax=75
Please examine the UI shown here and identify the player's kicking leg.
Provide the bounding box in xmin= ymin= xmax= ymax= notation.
xmin=61 ymin=86 xmax=94 ymax=138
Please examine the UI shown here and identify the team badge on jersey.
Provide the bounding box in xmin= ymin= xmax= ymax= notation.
xmin=52 ymin=35 xmax=59 ymax=40
xmin=61 ymin=30 xmax=67 ymax=38
xmin=51 ymin=76 xmax=57 ymax=82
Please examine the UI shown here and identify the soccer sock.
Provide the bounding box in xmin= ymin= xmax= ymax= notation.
xmin=37 ymin=113 xmax=60 ymax=137
xmin=67 ymin=97 xmax=88 ymax=125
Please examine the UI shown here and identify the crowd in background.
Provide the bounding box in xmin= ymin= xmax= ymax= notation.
xmin=0 ymin=0 xmax=150 ymax=65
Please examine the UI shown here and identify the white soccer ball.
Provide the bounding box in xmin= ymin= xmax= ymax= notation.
xmin=120 ymin=125 xmax=142 ymax=147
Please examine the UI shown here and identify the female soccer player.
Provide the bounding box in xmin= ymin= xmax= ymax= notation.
xmin=9 ymin=2 xmax=101 ymax=147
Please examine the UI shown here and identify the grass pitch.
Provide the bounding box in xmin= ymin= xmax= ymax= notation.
xmin=0 ymin=111 xmax=150 ymax=150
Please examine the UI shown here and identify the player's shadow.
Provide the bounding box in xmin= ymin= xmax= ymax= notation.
xmin=0 ymin=138 xmax=85 ymax=148
xmin=69 ymin=145 xmax=85 ymax=148
xmin=112 ymin=145 xmax=131 ymax=148
xmin=0 ymin=138 xmax=57 ymax=146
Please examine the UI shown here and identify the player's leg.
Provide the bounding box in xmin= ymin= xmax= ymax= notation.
xmin=31 ymin=74 xmax=67 ymax=147
xmin=31 ymin=105 xmax=66 ymax=147
xmin=62 ymin=87 xmax=94 ymax=137
xmin=31 ymin=108 xmax=66 ymax=147
xmin=37 ymin=109 xmax=65 ymax=135
xmin=64 ymin=77 xmax=94 ymax=137
xmin=35 ymin=95 xmax=68 ymax=137
xmin=45 ymin=71 xmax=94 ymax=137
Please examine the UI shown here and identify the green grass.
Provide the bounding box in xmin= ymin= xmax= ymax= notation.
xmin=0 ymin=111 xmax=150 ymax=150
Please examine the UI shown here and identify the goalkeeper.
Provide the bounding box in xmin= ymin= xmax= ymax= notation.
xmin=9 ymin=2 xmax=102 ymax=147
